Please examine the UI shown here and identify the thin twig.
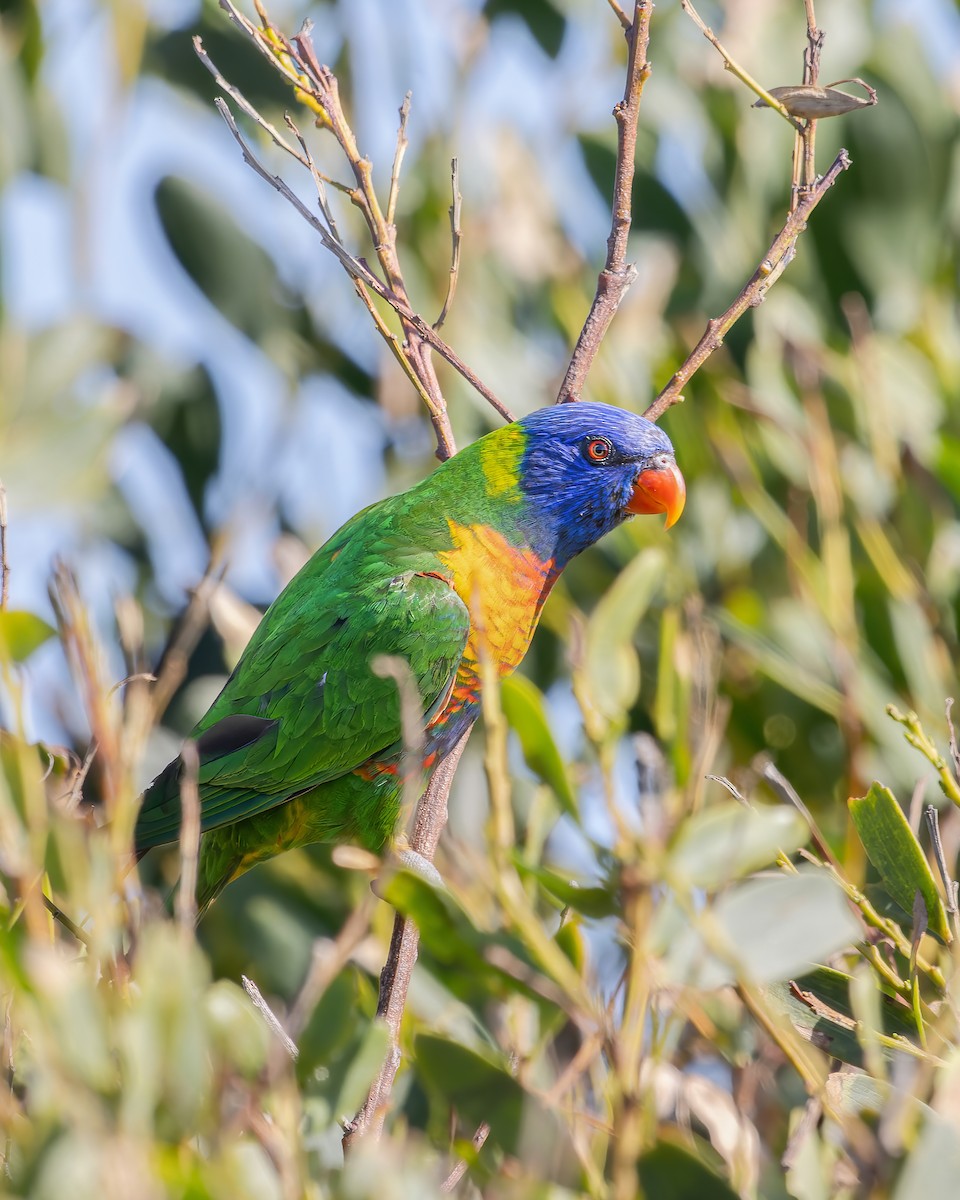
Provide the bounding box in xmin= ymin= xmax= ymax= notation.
xmin=284 ymin=113 xmax=346 ymax=243
xmin=440 ymin=1121 xmax=491 ymax=1193
xmin=796 ymin=0 xmax=825 ymax=210
xmin=386 ymin=92 xmax=412 ymax=228
xmin=645 ymin=148 xmax=850 ymax=420
xmin=242 ymin=974 xmax=300 ymax=1060
xmin=605 ymin=0 xmax=631 ymax=31
xmin=343 ymin=728 xmax=470 ymax=1150
xmin=434 ymin=158 xmax=462 ymax=331
xmin=757 ymin=758 xmax=842 ymax=872
xmin=286 ymin=895 xmax=376 ymax=1042
xmin=42 ymin=893 xmax=91 ymax=946
xmin=556 ymin=0 xmax=652 ymax=404
xmin=0 ymin=479 xmax=8 ymax=609
xmin=925 ymin=805 xmax=960 ymax=943
xmin=212 ymin=98 xmax=513 ymax=430
xmin=946 ymin=698 xmax=960 ymax=779
xmin=680 ymin=0 xmax=804 ymax=132
xmin=175 ymin=740 xmax=201 ymax=933
xmin=194 ymin=35 xmax=308 ymax=165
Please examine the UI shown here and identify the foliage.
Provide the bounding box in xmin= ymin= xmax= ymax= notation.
xmin=1 ymin=0 xmax=960 ymax=1197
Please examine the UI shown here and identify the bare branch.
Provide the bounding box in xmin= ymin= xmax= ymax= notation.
xmin=283 ymin=113 xmax=345 ymax=242
xmin=343 ymin=728 xmax=470 ymax=1150
xmin=434 ymin=158 xmax=462 ymax=332
xmin=150 ymin=539 xmax=227 ymax=723
xmin=0 ymin=479 xmax=8 ymax=609
xmin=556 ymin=0 xmax=651 ymax=404
xmin=387 ymin=91 xmax=412 ymax=228
xmin=605 ymin=0 xmax=631 ymax=30
xmin=680 ymin=0 xmax=804 ymax=131
xmin=175 ymin=740 xmax=201 ymax=933
xmin=440 ymin=1121 xmax=491 ymax=1193
xmin=791 ymin=0 xmax=824 ymax=211
xmin=194 ymin=35 xmax=308 ymax=165
xmin=242 ymin=974 xmax=300 ymax=1060
xmin=645 ymin=149 xmax=850 ymax=420
xmin=205 ymin=64 xmax=514 ymax=436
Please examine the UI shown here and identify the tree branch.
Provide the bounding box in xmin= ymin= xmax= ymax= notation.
xmin=208 ymin=4 xmax=514 ymax=447
xmin=342 ymin=728 xmax=470 ymax=1149
xmin=556 ymin=0 xmax=652 ymax=404
xmin=644 ymin=149 xmax=850 ymax=421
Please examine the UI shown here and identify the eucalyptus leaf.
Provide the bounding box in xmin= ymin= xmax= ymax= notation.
xmin=660 ymin=870 xmax=861 ymax=988
xmin=415 ymin=1034 xmax=562 ymax=1160
xmin=766 ymin=967 xmax=920 ymax=1068
xmin=667 ymin=801 xmax=809 ymax=892
xmin=584 ymin=547 xmax=664 ymax=725
xmin=501 ymin=673 xmax=577 ymax=816
xmin=515 ymin=859 xmax=619 ymax=919
xmin=849 ymin=782 xmax=950 ymax=942
xmin=0 ymin=610 xmax=56 ymax=662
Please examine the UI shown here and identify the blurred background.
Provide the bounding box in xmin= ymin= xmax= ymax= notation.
xmin=1 ymin=0 xmax=959 ymax=1015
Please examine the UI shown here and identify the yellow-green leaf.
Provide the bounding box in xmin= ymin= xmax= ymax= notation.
xmin=0 ymin=610 xmax=56 ymax=662
xmin=849 ymin=782 xmax=950 ymax=943
xmin=500 ymin=673 xmax=576 ymax=817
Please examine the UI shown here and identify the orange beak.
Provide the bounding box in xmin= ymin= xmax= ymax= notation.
xmin=626 ymin=458 xmax=686 ymax=529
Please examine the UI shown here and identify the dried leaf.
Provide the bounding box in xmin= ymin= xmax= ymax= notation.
xmin=754 ymin=79 xmax=878 ymax=119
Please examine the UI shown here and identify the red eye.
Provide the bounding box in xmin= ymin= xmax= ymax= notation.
xmin=585 ymin=437 xmax=613 ymax=463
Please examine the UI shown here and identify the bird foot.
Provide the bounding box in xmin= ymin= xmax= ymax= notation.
xmin=371 ymin=846 xmax=444 ymax=899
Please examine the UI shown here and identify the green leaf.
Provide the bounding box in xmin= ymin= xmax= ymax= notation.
xmin=583 ymin=547 xmax=664 ymax=726
xmin=766 ymin=967 xmax=920 ymax=1068
xmin=849 ymin=782 xmax=950 ymax=943
xmin=333 ymin=1020 xmax=391 ymax=1119
xmin=415 ymin=1034 xmax=562 ymax=1159
xmin=515 ymin=859 xmax=619 ymax=919
xmin=500 ymin=673 xmax=576 ymax=816
xmin=667 ymin=802 xmax=809 ymax=892
xmin=637 ymin=1133 xmax=740 ymax=1200
xmin=0 ymin=610 xmax=56 ymax=662
xmin=382 ymin=870 xmax=551 ymax=1006
xmin=658 ymin=869 xmax=861 ymax=988
xmin=894 ymin=1113 xmax=960 ymax=1199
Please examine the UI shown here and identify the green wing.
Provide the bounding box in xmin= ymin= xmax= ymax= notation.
xmin=136 ymin=567 xmax=469 ymax=851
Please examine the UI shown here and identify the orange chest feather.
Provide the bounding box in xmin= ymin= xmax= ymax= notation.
xmin=437 ymin=520 xmax=556 ymax=676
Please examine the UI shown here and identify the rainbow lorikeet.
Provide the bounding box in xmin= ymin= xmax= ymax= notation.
xmin=136 ymin=403 xmax=684 ymax=911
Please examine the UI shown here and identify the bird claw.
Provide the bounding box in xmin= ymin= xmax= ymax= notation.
xmin=371 ymin=848 xmax=444 ymax=899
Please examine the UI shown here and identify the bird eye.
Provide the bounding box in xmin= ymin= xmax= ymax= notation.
xmin=584 ymin=437 xmax=613 ymax=464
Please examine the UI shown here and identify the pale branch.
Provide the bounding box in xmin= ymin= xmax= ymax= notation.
xmin=434 ymin=158 xmax=462 ymax=332
xmin=242 ymin=974 xmax=300 ymax=1060
xmin=0 ymin=479 xmax=8 ymax=609
xmin=605 ymin=0 xmax=631 ymax=31
xmin=285 ymin=895 xmax=377 ymax=1042
xmin=680 ymin=0 xmax=804 ymax=132
xmin=644 ymin=148 xmax=850 ymax=420
xmin=149 ymin=540 xmax=227 ymax=723
xmin=387 ymin=91 xmax=412 ymax=228
xmin=193 ymin=35 xmax=307 ymax=166
xmin=787 ymin=0 xmax=824 ymax=212
xmin=199 ymin=33 xmax=514 ymax=438
xmin=283 ymin=113 xmax=346 ymax=244
xmin=175 ymin=740 xmax=201 ymax=933
xmin=556 ymin=0 xmax=651 ymax=404
xmin=342 ymin=728 xmax=470 ymax=1150
xmin=441 ymin=1121 xmax=492 ymax=1193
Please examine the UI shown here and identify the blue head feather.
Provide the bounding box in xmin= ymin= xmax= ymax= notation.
xmin=516 ymin=402 xmax=677 ymax=566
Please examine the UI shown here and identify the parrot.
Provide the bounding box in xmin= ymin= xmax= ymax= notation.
xmin=135 ymin=402 xmax=685 ymax=912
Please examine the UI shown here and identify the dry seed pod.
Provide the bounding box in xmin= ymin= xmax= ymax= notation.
xmin=753 ymin=78 xmax=878 ymax=119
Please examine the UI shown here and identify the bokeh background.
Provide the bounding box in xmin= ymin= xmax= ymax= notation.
xmin=2 ymin=0 xmax=960 ymax=1194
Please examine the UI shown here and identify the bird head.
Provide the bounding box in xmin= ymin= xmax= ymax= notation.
xmin=511 ymin=402 xmax=685 ymax=565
